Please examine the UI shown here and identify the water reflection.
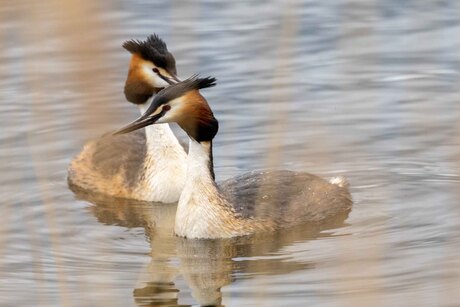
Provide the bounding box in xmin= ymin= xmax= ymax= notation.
xmin=71 ymin=185 xmax=350 ymax=306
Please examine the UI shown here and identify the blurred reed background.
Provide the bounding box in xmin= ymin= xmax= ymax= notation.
xmin=1 ymin=0 xmax=460 ymax=306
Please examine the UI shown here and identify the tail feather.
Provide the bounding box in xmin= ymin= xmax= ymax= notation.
xmin=329 ymin=176 xmax=349 ymax=188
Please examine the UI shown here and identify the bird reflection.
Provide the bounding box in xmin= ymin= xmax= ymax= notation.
xmin=71 ymin=185 xmax=350 ymax=306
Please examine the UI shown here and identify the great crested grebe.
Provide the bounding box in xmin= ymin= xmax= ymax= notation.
xmin=68 ymin=34 xmax=187 ymax=203
xmin=114 ymin=77 xmax=352 ymax=239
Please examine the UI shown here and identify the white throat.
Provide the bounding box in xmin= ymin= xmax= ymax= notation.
xmin=132 ymin=100 xmax=187 ymax=203
xmin=186 ymin=139 xmax=215 ymax=183
xmin=175 ymin=139 xmax=229 ymax=238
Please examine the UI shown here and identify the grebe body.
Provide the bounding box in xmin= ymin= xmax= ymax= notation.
xmin=114 ymin=77 xmax=352 ymax=238
xmin=68 ymin=35 xmax=187 ymax=203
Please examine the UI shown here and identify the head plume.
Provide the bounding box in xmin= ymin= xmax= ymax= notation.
xmin=153 ymin=75 xmax=217 ymax=106
xmin=122 ymin=34 xmax=176 ymax=73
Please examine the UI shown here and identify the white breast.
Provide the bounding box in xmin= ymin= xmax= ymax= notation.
xmin=132 ymin=103 xmax=188 ymax=203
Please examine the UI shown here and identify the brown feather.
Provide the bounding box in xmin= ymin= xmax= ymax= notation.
xmin=177 ymin=91 xmax=218 ymax=143
xmin=124 ymin=54 xmax=156 ymax=104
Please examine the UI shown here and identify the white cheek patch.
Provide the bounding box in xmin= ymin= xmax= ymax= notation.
xmin=153 ymin=75 xmax=170 ymax=88
xmin=157 ymin=108 xmax=176 ymax=123
xmin=157 ymin=98 xmax=185 ymax=123
xmin=141 ymin=65 xmax=169 ymax=88
xmin=169 ymin=97 xmax=186 ymax=108
xmin=169 ymin=97 xmax=187 ymax=117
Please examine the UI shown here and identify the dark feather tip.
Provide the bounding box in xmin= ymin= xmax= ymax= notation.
xmin=195 ymin=76 xmax=217 ymax=90
xmin=122 ymin=33 xmax=176 ymax=72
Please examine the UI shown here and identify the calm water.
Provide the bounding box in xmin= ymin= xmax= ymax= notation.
xmin=1 ymin=1 xmax=460 ymax=306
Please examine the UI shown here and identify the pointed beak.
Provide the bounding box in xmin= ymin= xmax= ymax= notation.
xmin=160 ymin=74 xmax=181 ymax=85
xmin=113 ymin=109 xmax=165 ymax=135
xmin=170 ymin=74 xmax=181 ymax=83
xmin=162 ymin=74 xmax=180 ymax=85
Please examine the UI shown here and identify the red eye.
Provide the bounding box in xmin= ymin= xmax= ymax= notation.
xmin=152 ymin=68 xmax=159 ymax=74
xmin=163 ymin=105 xmax=171 ymax=111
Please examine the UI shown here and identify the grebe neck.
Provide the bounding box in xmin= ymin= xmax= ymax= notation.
xmin=187 ymin=139 xmax=216 ymax=184
xmin=175 ymin=138 xmax=252 ymax=238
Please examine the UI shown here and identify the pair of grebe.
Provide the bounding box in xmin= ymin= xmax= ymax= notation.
xmin=68 ymin=34 xmax=352 ymax=239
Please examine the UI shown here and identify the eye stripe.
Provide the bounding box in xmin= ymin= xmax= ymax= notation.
xmin=157 ymin=72 xmax=175 ymax=85
xmin=152 ymin=67 xmax=172 ymax=83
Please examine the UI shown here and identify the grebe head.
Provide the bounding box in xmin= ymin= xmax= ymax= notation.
xmin=123 ymin=34 xmax=180 ymax=105
xmin=115 ymin=76 xmax=218 ymax=142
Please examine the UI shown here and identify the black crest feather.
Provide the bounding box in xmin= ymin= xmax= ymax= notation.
xmin=122 ymin=34 xmax=176 ymax=73
xmin=153 ymin=75 xmax=217 ymax=106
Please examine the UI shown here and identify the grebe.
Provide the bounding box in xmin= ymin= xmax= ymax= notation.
xmin=68 ymin=34 xmax=187 ymax=203
xmin=114 ymin=77 xmax=352 ymax=239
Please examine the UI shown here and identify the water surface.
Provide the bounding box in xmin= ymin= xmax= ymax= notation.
xmin=1 ymin=1 xmax=460 ymax=306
